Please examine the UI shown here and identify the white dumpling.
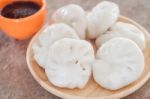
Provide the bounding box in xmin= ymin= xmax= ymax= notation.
xmin=96 ymin=22 xmax=146 ymax=49
xmin=33 ymin=23 xmax=79 ymax=68
xmin=96 ymin=31 xmax=121 ymax=47
xmin=87 ymin=1 xmax=120 ymax=39
xmin=45 ymin=38 xmax=94 ymax=88
xmin=52 ymin=4 xmax=87 ymax=39
xmin=93 ymin=37 xmax=144 ymax=90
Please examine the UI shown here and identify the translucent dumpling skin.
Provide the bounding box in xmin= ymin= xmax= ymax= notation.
xmin=87 ymin=1 xmax=120 ymax=39
xmin=45 ymin=38 xmax=95 ymax=88
xmin=52 ymin=4 xmax=87 ymax=39
xmin=93 ymin=37 xmax=144 ymax=90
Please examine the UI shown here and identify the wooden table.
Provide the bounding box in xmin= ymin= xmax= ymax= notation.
xmin=0 ymin=0 xmax=150 ymax=99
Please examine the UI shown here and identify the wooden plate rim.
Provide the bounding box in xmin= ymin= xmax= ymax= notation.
xmin=26 ymin=15 xmax=150 ymax=99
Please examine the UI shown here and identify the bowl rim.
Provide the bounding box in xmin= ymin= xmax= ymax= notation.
xmin=0 ymin=0 xmax=46 ymax=22
xmin=26 ymin=15 xmax=150 ymax=99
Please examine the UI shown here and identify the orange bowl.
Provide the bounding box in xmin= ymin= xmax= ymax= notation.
xmin=0 ymin=0 xmax=47 ymax=40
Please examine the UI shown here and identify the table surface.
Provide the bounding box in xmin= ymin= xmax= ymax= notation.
xmin=0 ymin=0 xmax=150 ymax=99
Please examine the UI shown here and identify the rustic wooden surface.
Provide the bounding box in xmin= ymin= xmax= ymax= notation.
xmin=0 ymin=0 xmax=150 ymax=99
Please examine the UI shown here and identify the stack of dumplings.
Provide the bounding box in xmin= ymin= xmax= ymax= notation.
xmin=33 ymin=1 xmax=147 ymax=90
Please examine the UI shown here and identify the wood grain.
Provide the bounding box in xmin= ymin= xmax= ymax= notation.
xmin=26 ymin=16 xmax=150 ymax=99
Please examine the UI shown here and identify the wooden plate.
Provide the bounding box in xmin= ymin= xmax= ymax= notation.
xmin=26 ymin=16 xmax=150 ymax=99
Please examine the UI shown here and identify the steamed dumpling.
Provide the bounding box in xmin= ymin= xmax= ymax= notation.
xmin=33 ymin=23 xmax=79 ymax=68
xmin=38 ymin=23 xmax=79 ymax=47
xmin=93 ymin=37 xmax=144 ymax=90
xmin=96 ymin=31 xmax=121 ymax=46
xmin=52 ymin=4 xmax=87 ymax=39
xmin=96 ymin=22 xmax=146 ymax=49
xmin=45 ymin=38 xmax=94 ymax=88
xmin=87 ymin=1 xmax=120 ymax=39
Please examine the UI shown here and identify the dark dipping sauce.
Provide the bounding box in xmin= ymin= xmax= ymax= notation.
xmin=1 ymin=1 xmax=41 ymax=19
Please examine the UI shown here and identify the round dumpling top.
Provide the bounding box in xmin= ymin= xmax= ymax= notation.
xmin=38 ymin=23 xmax=79 ymax=47
xmin=32 ymin=23 xmax=79 ymax=68
xmin=96 ymin=31 xmax=121 ymax=47
xmin=96 ymin=22 xmax=146 ymax=49
xmin=52 ymin=4 xmax=87 ymax=39
xmin=93 ymin=37 xmax=144 ymax=90
xmin=45 ymin=38 xmax=95 ymax=88
xmin=87 ymin=1 xmax=120 ymax=39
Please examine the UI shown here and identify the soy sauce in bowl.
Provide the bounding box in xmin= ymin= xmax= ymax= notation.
xmin=1 ymin=1 xmax=41 ymax=19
